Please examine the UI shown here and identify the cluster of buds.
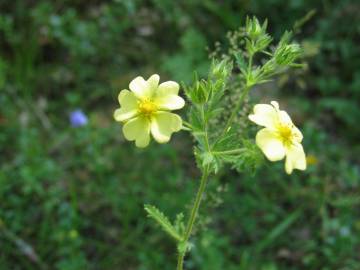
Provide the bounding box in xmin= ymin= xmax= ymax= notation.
xmin=184 ymin=59 xmax=233 ymax=105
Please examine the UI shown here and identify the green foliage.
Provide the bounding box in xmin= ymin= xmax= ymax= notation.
xmin=229 ymin=139 xmax=264 ymax=174
xmin=184 ymin=59 xmax=233 ymax=172
xmin=144 ymin=204 xmax=182 ymax=241
xmin=185 ymin=18 xmax=302 ymax=174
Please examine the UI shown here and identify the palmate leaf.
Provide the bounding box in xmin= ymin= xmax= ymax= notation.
xmin=230 ymin=140 xmax=264 ymax=175
xmin=212 ymin=132 xmax=264 ymax=174
xmin=212 ymin=126 xmax=242 ymax=153
xmin=144 ymin=204 xmax=182 ymax=241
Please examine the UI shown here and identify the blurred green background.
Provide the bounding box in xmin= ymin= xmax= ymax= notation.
xmin=0 ymin=0 xmax=359 ymax=269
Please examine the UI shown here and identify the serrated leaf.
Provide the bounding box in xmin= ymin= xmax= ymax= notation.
xmin=234 ymin=52 xmax=247 ymax=74
xmin=174 ymin=213 xmax=185 ymax=236
xmin=231 ymin=139 xmax=264 ymax=175
xmin=144 ymin=204 xmax=182 ymax=241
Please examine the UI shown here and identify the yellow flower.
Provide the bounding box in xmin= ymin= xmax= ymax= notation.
xmin=114 ymin=74 xmax=185 ymax=148
xmin=248 ymin=101 xmax=306 ymax=174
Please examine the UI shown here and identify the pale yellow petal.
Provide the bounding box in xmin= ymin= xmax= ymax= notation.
xmin=122 ymin=116 xmax=150 ymax=148
xmin=114 ymin=108 xmax=138 ymax=122
xmin=291 ymin=126 xmax=303 ymax=143
xmin=154 ymin=94 xmax=185 ymax=110
xmin=285 ymin=142 xmax=306 ymax=174
xmin=278 ymin=110 xmax=293 ymax=125
xmin=129 ymin=76 xmax=152 ymax=99
xmin=270 ymin=100 xmax=279 ymax=110
xmin=150 ymin=112 xmax=182 ymax=143
xmin=269 ymin=101 xmax=293 ymax=126
xmin=147 ymin=74 xmax=160 ymax=91
xmin=114 ymin=90 xmax=139 ymax=122
xmin=248 ymin=104 xmax=277 ymax=128
xmin=118 ymin=89 xmax=138 ymax=106
xmin=256 ymin=128 xmax=286 ymax=161
xmin=156 ymin=81 xmax=180 ymax=96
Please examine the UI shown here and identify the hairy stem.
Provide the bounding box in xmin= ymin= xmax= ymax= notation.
xmin=213 ymin=54 xmax=253 ymax=146
xmin=176 ymin=165 xmax=210 ymax=270
xmin=201 ymin=104 xmax=211 ymax=152
xmin=214 ymin=85 xmax=250 ymax=145
xmin=212 ymin=148 xmax=246 ymax=155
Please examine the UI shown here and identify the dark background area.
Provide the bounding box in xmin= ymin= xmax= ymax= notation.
xmin=0 ymin=0 xmax=359 ymax=269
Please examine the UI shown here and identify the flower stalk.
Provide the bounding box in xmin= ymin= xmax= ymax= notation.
xmin=176 ymin=165 xmax=210 ymax=270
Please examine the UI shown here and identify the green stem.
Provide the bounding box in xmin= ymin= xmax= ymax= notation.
xmin=182 ymin=120 xmax=193 ymax=129
xmin=214 ymin=85 xmax=250 ymax=143
xmin=248 ymin=53 xmax=253 ymax=75
xmin=212 ymin=54 xmax=253 ymax=147
xmin=181 ymin=126 xmax=192 ymax=132
xmin=212 ymin=148 xmax=246 ymax=155
xmin=176 ymin=165 xmax=210 ymax=270
xmin=201 ymin=104 xmax=211 ymax=152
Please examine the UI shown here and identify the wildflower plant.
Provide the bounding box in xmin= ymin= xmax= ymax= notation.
xmin=114 ymin=16 xmax=306 ymax=269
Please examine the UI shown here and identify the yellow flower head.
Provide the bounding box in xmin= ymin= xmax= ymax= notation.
xmin=248 ymin=101 xmax=306 ymax=174
xmin=114 ymin=74 xmax=185 ymax=148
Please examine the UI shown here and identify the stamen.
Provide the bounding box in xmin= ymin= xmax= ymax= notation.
xmin=138 ymin=99 xmax=157 ymax=115
xmin=278 ymin=124 xmax=293 ymax=145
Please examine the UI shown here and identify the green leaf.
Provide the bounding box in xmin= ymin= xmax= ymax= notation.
xmin=234 ymin=52 xmax=247 ymax=75
xmin=174 ymin=213 xmax=185 ymax=236
xmin=230 ymin=140 xmax=264 ymax=175
xmin=144 ymin=204 xmax=182 ymax=241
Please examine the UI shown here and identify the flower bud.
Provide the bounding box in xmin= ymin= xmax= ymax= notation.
xmin=274 ymin=43 xmax=302 ymax=66
xmin=185 ymin=80 xmax=208 ymax=104
xmin=246 ymin=16 xmax=267 ymax=40
xmin=209 ymin=59 xmax=233 ymax=82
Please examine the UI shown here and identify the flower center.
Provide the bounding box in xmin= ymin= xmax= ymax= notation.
xmin=138 ymin=99 xmax=157 ymax=115
xmin=278 ymin=124 xmax=293 ymax=145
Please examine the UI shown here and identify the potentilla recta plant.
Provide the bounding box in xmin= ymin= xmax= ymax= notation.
xmin=114 ymin=17 xmax=307 ymax=269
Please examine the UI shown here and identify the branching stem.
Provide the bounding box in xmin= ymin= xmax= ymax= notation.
xmin=218 ymin=85 xmax=250 ymax=139
xmin=212 ymin=53 xmax=254 ymax=147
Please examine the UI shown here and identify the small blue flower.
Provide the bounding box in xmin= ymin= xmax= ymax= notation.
xmin=70 ymin=109 xmax=88 ymax=127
